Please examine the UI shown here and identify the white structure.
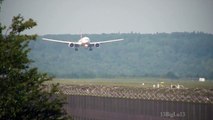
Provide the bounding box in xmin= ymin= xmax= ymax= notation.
xmin=177 ymin=84 xmax=180 ymax=89
xmin=153 ymin=84 xmax=156 ymax=88
xmin=157 ymin=83 xmax=160 ymax=88
xmin=199 ymin=78 xmax=205 ymax=82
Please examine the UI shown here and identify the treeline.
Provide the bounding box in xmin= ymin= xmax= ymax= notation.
xmin=29 ymin=32 xmax=213 ymax=79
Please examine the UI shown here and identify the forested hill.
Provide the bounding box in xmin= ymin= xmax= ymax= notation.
xmin=29 ymin=32 xmax=213 ymax=79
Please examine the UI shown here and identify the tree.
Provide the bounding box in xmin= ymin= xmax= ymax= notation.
xmin=0 ymin=0 xmax=2 ymax=8
xmin=0 ymin=15 xmax=70 ymax=119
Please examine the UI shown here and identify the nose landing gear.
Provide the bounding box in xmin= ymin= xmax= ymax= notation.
xmin=89 ymin=47 xmax=92 ymax=51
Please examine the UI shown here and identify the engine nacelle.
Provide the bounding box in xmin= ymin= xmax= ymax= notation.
xmin=68 ymin=43 xmax=74 ymax=47
xmin=95 ymin=43 xmax=100 ymax=47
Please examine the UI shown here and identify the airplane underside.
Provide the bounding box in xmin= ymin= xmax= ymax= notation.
xmin=73 ymin=43 xmax=99 ymax=51
xmin=74 ymin=47 xmax=93 ymax=51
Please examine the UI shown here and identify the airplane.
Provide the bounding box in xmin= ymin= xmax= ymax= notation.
xmin=42 ymin=36 xmax=124 ymax=51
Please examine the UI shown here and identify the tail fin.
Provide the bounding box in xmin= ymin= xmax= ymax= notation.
xmin=80 ymin=34 xmax=83 ymax=39
xmin=80 ymin=30 xmax=83 ymax=38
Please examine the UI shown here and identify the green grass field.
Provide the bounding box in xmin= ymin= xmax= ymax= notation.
xmin=47 ymin=77 xmax=213 ymax=89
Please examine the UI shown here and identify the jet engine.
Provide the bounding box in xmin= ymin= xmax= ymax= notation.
xmin=95 ymin=43 xmax=100 ymax=47
xmin=68 ymin=43 xmax=74 ymax=47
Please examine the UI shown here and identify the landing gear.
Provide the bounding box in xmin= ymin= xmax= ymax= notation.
xmin=89 ymin=47 xmax=92 ymax=51
xmin=75 ymin=48 xmax=78 ymax=51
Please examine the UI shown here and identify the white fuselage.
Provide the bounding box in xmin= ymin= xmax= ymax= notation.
xmin=78 ymin=37 xmax=90 ymax=48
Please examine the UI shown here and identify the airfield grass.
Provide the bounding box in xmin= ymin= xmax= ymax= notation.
xmin=46 ymin=77 xmax=213 ymax=89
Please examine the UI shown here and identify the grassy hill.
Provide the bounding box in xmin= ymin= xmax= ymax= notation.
xmin=29 ymin=32 xmax=213 ymax=79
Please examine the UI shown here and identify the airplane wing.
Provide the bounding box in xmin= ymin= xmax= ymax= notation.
xmin=42 ymin=38 xmax=79 ymax=44
xmin=90 ymin=39 xmax=124 ymax=44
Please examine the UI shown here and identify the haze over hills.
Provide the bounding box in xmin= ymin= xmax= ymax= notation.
xmin=29 ymin=32 xmax=213 ymax=79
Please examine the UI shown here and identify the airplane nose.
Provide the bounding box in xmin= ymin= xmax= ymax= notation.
xmin=84 ymin=44 xmax=88 ymax=47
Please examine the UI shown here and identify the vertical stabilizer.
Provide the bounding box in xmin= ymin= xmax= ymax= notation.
xmin=80 ymin=33 xmax=83 ymax=39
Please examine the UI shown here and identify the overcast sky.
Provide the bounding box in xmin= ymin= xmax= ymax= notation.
xmin=1 ymin=0 xmax=213 ymax=35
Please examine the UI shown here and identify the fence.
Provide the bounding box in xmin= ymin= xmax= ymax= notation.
xmin=64 ymin=95 xmax=213 ymax=120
